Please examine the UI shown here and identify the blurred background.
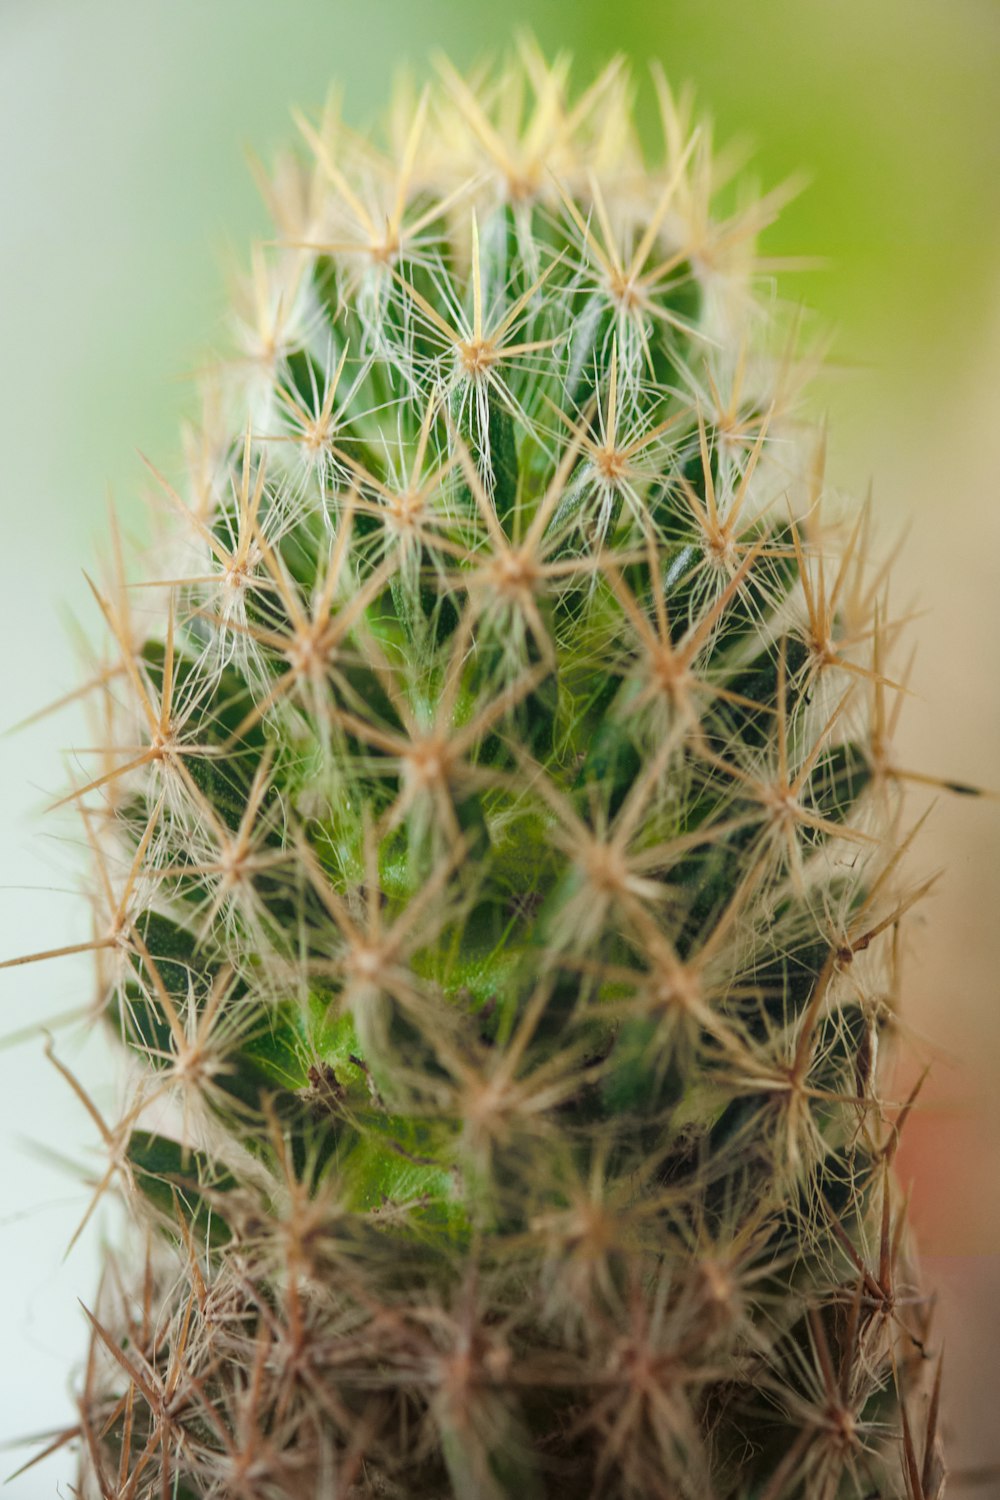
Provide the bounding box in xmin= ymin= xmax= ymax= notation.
xmin=1 ymin=0 xmax=997 ymax=1491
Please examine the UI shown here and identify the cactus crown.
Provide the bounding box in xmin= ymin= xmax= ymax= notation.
xmin=27 ymin=42 xmax=942 ymax=1500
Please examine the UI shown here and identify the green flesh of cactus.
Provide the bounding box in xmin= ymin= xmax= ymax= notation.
xmin=37 ymin=45 xmax=944 ymax=1500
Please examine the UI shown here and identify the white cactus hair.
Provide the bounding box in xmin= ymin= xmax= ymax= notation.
xmin=7 ymin=36 xmax=956 ymax=1500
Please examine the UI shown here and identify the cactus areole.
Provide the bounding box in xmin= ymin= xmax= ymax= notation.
xmin=32 ymin=47 xmax=947 ymax=1500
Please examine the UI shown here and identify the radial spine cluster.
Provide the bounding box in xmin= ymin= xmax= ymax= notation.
xmin=30 ymin=43 xmax=945 ymax=1500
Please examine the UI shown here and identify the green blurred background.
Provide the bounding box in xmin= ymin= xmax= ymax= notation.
xmin=2 ymin=1 xmax=997 ymax=1490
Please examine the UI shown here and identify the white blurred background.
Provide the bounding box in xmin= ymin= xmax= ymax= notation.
xmin=2 ymin=2 xmax=997 ymax=1492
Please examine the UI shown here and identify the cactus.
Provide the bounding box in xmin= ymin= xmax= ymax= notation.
xmin=12 ymin=43 xmax=947 ymax=1499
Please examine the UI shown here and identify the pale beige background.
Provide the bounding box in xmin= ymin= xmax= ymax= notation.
xmin=1 ymin=2 xmax=997 ymax=1492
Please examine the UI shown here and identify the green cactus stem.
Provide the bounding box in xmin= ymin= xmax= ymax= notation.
xmin=10 ymin=42 xmax=948 ymax=1500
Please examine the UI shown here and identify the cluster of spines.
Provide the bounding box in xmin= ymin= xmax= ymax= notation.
xmin=8 ymin=42 xmax=946 ymax=1500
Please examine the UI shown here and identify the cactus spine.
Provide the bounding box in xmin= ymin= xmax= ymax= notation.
xmin=20 ymin=44 xmax=946 ymax=1500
